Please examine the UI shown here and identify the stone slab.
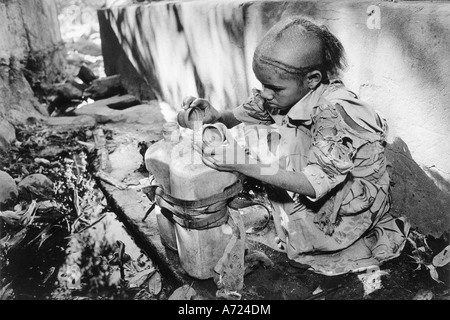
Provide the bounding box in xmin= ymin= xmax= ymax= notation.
xmin=43 ymin=115 xmax=97 ymax=128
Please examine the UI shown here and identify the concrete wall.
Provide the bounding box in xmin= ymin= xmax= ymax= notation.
xmin=98 ymin=0 xmax=450 ymax=236
xmin=0 ymin=0 xmax=65 ymax=126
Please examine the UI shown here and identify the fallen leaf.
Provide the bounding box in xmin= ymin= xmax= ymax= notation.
xmin=108 ymin=269 xmax=122 ymax=287
xmin=244 ymin=250 xmax=274 ymax=268
xmin=72 ymin=214 xmax=106 ymax=235
xmin=0 ymin=211 xmax=21 ymax=227
xmin=43 ymin=267 xmax=56 ymax=284
xmin=168 ymin=284 xmax=196 ymax=300
xmin=427 ymin=264 xmax=444 ymax=284
xmin=35 ymin=158 xmax=51 ymax=166
xmin=148 ymin=271 xmax=162 ymax=296
xmin=357 ymin=268 xmax=389 ymax=297
xmin=20 ymin=200 xmax=38 ymax=226
xmin=127 ymin=268 xmax=156 ymax=288
xmin=7 ymin=228 xmax=28 ymax=250
xmin=435 ymin=289 xmax=450 ymax=300
xmin=312 ymin=286 xmax=324 ymax=295
xmin=413 ymin=289 xmax=434 ymax=300
xmin=216 ymin=289 xmax=242 ymax=300
xmin=0 ymin=235 xmax=11 ymax=248
xmin=36 ymin=200 xmax=58 ymax=213
xmin=38 ymin=227 xmax=60 ymax=249
xmin=0 ymin=282 xmax=14 ymax=300
xmin=24 ymin=219 xmax=61 ymax=248
xmin=432 ymin=245 xmax=450 ymax=268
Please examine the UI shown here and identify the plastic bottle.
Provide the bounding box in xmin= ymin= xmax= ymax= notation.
xmin=145 ymin=122 xmax=181 ymax=192
xmin=169 ymin=124 xmax=239 ymax=279
xmin=144 ymin=122 xmax=181 ymax=251
xmin=169 ymin=123 xmax=237 ymax=200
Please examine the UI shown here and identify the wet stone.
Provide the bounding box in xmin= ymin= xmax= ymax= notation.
xmin=0 ymin=119 xmax=16 ymax=152
xmin=0 ymin=170 xmax=19 ymax=210
xmin=17 ymin=173 xmax=54 ymax=201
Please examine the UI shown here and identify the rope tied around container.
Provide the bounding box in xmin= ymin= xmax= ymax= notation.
xmin=142 ymin=180 xmax=244 ymax=230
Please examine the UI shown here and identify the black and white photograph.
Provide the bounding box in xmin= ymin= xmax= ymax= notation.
xmin=0 ymin=0 xmax=449 ymax=307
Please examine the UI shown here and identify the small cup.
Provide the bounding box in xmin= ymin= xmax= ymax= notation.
xmin=184 ymin=107 xmax=205 ymax=130
xmin=177 ymin=110 xmax=187 ymax=128
xmin=202 ymin=123 xmax=228 ymax=147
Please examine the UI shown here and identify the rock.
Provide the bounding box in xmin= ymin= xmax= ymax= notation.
xmin=0 ymin=135 xmax=8 ymax=153
xmin=1 ymin=57 xmax=49 ymax=126
xmin=84 ymin=75 xmax=125 ymax=100
xmin=17 ymin=173 xmax=54 ymax=201
xmin=69 ymin=79 xmax=89 ymax=92
xmin=77 ymin=65 xmax=98 ymax=84
xmin=74 ymin=98 xmax=164 ymax=125
xmin=54 ymin=82 xmax=84 ymax=102
xmin=0 ymin=118 xmax=16 ymax=152
xmin=39 ymin=145 xmax=66 ymax=158
xmin=121 ymin=103 xmax=165 ymax=124
xmin=0 ymin=170 xmax=18 ymax=210
xmin=386 ymin=137 xmax=450 ymax=238
xmin=107 ymin=95 xmax=140 ymax=110
xmin=413 ymin=289 xmax=434 ymax=300
xmin=43 ymin=115 xmax=97 ymax=129
xmin=0 ymin=119 xmax=16 ymax=152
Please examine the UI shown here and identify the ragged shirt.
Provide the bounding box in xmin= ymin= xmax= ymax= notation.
xmin=233 ymin=80 xmax=390 ymax=214
xmin=231 ymin=80 xmax=409 ymax=276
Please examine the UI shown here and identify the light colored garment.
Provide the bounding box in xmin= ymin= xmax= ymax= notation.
xmin=233 ymin=80 xmax=410 ymax=276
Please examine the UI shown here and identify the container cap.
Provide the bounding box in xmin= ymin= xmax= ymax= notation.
xmin=162 ymin=122 xmax=181 ymax=142
xmin=202 ymin=123 xmax=227 ymax=147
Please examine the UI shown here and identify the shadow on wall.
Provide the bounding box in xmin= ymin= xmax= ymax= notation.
xmin=98 ymin=2 xmax=250 ymax=112
xmin=386 ymin=137 xmax=450 ymax=238
xmin=98 ymin=10 xmax=158 ymax=101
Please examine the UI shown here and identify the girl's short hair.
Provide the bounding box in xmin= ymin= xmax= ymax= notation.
xmin=262 ymin=17 xmax=348 ymax=84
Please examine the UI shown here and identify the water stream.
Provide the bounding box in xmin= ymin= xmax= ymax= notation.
xmin=2 ymin=209 xmax=158 ymax=300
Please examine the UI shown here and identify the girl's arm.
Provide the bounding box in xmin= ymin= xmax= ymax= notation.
xmin=237 ymin=163 xmax=316 ymax=198
xmin=199 ymin=142 xmax=316 ymax=198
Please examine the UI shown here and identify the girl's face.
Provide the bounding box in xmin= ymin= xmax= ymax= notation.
xmin=252 ymin=60 xmax=311 ymax=112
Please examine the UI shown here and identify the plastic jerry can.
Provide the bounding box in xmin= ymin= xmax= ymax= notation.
xmin=144 ymin=122 xmax=181 ymax=251
xmin=175 ymin=218 xmax=234 ymax=279
xmin=145 ymin=122 xmax=181 ymax=191
xmin=170 ymin=123 xmax=239 ymax=279
xmin=169 ymin=123 xmax=238 ymax=200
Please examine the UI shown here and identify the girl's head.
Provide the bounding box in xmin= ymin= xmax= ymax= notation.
xmin=252 ymin=17 xmax=347 ymax=112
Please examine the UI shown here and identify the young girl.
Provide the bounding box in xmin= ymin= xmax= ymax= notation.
xmin=181 ymin=16 xmax=409 ymax=276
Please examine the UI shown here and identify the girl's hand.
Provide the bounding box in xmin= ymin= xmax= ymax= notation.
xmin=193 ymin=138 xmax=250 ymax=173
xmin=181 ymin=96 xmax=221 ymax=124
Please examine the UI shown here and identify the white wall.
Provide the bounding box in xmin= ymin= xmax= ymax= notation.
xmin=100 ymin=0 xmax=450 ymax=189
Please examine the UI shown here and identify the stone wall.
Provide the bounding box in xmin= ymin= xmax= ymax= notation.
xmin=98 ymin=0 xmax=450 ymax=236
xmin=0 ymin=0 xmax=65 ymax=127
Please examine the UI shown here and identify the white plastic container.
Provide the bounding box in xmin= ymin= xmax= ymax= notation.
xmin=145 ymin=122 xmax=181 ymax=192
xmin=145 ymin=122 xmax=181 ymax=251
xmin=145 ymin=121 xmax=240 ymax=279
